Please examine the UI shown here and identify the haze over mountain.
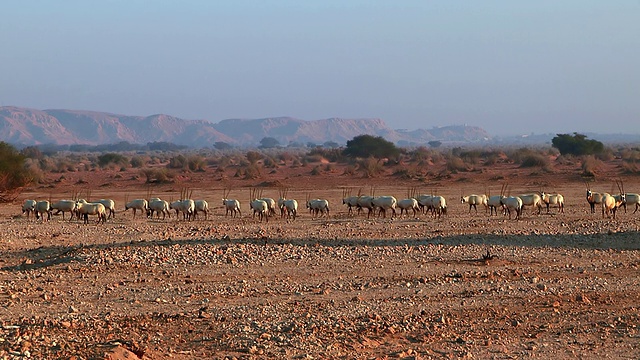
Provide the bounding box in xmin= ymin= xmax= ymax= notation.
xmin=0 ymin=106 xmax=490 ymax=148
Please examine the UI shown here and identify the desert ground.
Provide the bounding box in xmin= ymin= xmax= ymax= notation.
xmin=1 ymin=157 xmax=639 ymax=359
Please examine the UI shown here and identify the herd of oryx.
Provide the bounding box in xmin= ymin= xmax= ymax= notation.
xmin=458 ymin=180 xmax=639 ymax=220
xmin=17 ymin=187 xmax=330 ymax=224
xmin=17 ymin=180 xmax=640 ymax=224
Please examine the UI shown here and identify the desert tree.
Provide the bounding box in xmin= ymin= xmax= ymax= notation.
xmin=343 ymin=135 xmax=400 ymax=160
xmin=552 ymin=133 xmax=604 ymax=156
xmin=214 ymin=141 xmax=233 ymax=150
xmin=0 ymin=142 xmax=37 ymax=202
xmin=259 ymin=137 xmax=280 ymax=149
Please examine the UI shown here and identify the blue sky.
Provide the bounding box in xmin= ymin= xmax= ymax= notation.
xmin=1 ymin=1 xmax=639 ymax=136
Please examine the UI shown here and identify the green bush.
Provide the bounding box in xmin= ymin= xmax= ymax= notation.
xmin=130 ymin=155 xmax=147 ymax=168
xmin=343 ymin=135 xmax=400 ymax=160
xmin=552 ymin=133 xmax=604 ymax=156
xmin=98 ymin=153 xmax=129 ymax=168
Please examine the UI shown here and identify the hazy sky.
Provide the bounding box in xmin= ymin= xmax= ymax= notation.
xmin=1 ymin=1 xmax=639 ymax=136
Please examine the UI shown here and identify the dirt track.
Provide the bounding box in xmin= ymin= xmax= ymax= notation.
xmin=1 ymin=171 xmax=640 ymax=359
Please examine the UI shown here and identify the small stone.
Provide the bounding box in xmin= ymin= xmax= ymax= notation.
xmin=537 ymin=284 xmax=547 ymax=291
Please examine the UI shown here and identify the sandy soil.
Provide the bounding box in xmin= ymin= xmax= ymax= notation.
xmin=1 ymin=159 xmax=639 ymax=359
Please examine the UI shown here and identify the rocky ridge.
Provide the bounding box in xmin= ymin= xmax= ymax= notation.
xmin=0 ymin=106 xmax=490 ymax=147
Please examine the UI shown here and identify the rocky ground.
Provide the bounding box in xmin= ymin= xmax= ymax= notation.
xmin=1 ymin=163 xmax=639 ymax=359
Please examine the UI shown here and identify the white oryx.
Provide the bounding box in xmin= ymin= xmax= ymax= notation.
xmin=372 ymin=195 xmax=397 ymax=218
xmin=307 ymin=197 xmax=330 ymax=219
xmin=223 ymin=199 xmax=241 ymax=218
xmin=75 ymin=199 xmax=107 ymax=224
xmin=22 ymin=199 xmax=37 ymax=219
xmin=623 ymin=192 xmax=640 ymax=213
xmin=430 ymin=195 xmax=447 ymax=218
xmin=356 ymin=195 xmax=375 ymax=218
xmin=460 ymin=194 xmax=488 ymax=214
xmin=193 ymin=199 xmax=209 ymax=220
xmin=341 ymin=188 xmax=360 ymax=216
xmin=416 ymin=194 xmax=434 ymax=214
xmin=125 ymin=198 xmax=149 ymax=219
xmin=541 ymin=192 xmax=565 ymax=213
xmin=249 ymin=188 xmax=269 ymax=222
xmin=222 ymin=189 xmax=241 ymax=218
xmin=51 ymin=199 xmax=78 ymax=221
xmin=498 ymin=185 xmax=522 ymax=220
xmin=147 ymin=198 xmax=171 ymax=220
xmin=259 ymin=197 xmax=277 ymax=217
xmin=518 ymin=193 xmax=544 ymax=215
xmin=486 ymin=195 xmax=506 ymax=216
xmin=281 ymin=199 xmax=299 ymax=220
xmin=96 ymin=199 xmax=116 ymax=219
xmin=397 ymin=198 xmax=419 ymax=217
xmin=250 ymin=199 xmax=269 ymax=222
xmin=602 ymin=180 xmax=625 ymax=219
xmin=500 ymin=196 xmax=523 ymax=220
xmin=585 ymin=182 xmax=604 ymax=214
xmin=170 ymin=199 xmax=195 ymax=221
xmin=34 ymin=200 xmax=52 ymax=222
xmin=277 ymin=188 xmax=298 ymax=220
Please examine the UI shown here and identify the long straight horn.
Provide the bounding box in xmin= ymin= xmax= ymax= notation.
xmin=617 ymin=179 xmax=623 ymax=194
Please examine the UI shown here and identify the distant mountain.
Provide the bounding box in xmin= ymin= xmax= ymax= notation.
xmin=0 ymin=106 xmax=491 ymax=147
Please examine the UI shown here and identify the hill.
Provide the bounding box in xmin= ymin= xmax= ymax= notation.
xmin=0 ymin=106 xmax=491 ymax=147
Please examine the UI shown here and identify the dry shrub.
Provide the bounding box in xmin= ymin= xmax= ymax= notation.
xmin=483 ymin=153 xmax=500 ymax=166
xmin=290 ymin=158 xmax=303 ymax=168
xmin=581 ymin=155 xmax=602 ymax=177
xmin=519 ymin=153 xmax=550 ymax=169
xmin=243 ymin=164 xmax=261 ymax=179
xmin=187 ymin=155 xmax=207 ymax=172
xmin=310 ymin=166 xmax=323 ymax=175
xmin=555 ymin=154 xmax=576 ymax=166
xmin=304 ymin=154 xmax=324 ymax=163
xmin=358 ymin=158 xmax=384 ymax=177
xmin=141 ymin=168 xmax=174 ymax=184
xmin=392 ymin=168 xmax=417 ymax=179
xmin=130 ymin=155 xmax=147 ymax=168
xmin=263 ymin=156 xmax=278 ymax=169
xmin=621 ymin=148 xmax=640 ymax=163
xmin=446 ymin=156 xmax=468 ymax=172
xmin=621 ymin=162 xmax=640 ymax=175
xmin=342 ymin=165 xmax=356 ymax=176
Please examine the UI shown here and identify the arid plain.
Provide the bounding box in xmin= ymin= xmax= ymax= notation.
xmin=1 ymin=154 xmax=639 ymax=359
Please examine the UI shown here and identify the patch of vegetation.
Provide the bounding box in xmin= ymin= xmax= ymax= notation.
xmin=98 ymin=153 xmax=129 ymax=168
xmin=357 ymin=157 xmax=385 ymax=177
xmin=445 ymin=155 xmax=468 ymax=173
xmin=0 ymin=142 xmax=37 ymax=201
xmin=310 ymin=166 xmax=323 ymax=175
xmin=519 ymin=153 xmax=550 ymax=169
xmin=581 ymin=155 xmax=602 ymax=178
xmin=552 ymin=133 xmax=604 ymax=156
xmin=141 ymin=168 xmax=174 ymax=184
xmin=343 ymin=135 xmax=400 ymax=160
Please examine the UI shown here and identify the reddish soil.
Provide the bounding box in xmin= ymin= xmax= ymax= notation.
xmin=1 ymin=158 xmax=639 ymax=359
